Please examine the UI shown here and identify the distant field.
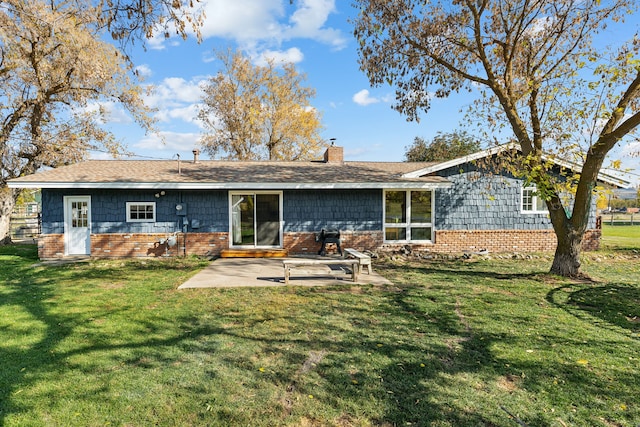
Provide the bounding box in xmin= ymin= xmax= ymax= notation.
xmin=601 ymin=224 xmax=640 ymax=250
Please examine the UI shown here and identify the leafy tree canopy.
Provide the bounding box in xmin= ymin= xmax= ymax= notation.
xmin=0 ymin=0 xmax=159 ymax=243
xmin=198 ymin=49 xmax=326 ymax=161
xmin=405 ymin=132 xmax=481 ymax=162
xmin=353 ymin=0 xmax=640 ymax=276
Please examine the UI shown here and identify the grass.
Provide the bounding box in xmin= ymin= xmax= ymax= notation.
xmin=601 ymin=224 xmax=640 ymax=250
xmin=0 ymin=244 xmax=638 ymax=426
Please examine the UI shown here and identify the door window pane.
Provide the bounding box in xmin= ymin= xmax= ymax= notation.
xmin=256 ymin=194 xmax=280 ymax=246
xmin=72 ymin=201 xmax=88 ymax=228
xmin=232 ymin=194 xmax=255 ymax=245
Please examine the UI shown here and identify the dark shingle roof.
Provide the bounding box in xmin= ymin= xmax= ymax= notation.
xmin=8 ymin=160 xmax=451 ymax=189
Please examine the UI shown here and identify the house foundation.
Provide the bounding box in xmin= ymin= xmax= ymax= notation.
xmin=36 ymin=229 xmax=600 ymax=260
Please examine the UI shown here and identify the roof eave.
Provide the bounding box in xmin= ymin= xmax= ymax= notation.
xmin=8 ymin=181 xmax=453 ymax=190
xmin=401 ymin=143 xmax=632 ymax=188
xmin=402 ymin=143 xmax=517 ymax=178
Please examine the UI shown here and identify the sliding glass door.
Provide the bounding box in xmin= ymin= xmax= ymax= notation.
xmin=231 ymin=192 xmax=282 ymax=247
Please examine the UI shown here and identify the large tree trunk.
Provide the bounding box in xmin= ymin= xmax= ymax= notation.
xmin=550 ymin=228 xmax=583 ymax=277
xmin=546 ymin=187 xmax=590 ymax=277
xmin=0 ymin=187 xmax=18 ymax=245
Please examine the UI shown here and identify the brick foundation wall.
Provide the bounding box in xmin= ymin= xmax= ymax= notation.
xmin=37 ymin=228 xmax=600 ymax=260
xmin=184 ymin=232 xmax=229 ymax=258
xmin=91 ymin=232 xmax=229 ymax=258
xmin=283 ymin=231 xmax=384 ymax=255
xmin=580 ymin=229 xmax=601 ymax=251
xmin=396 ymin=229 xmax=600 ymax=253
xmin=38 ymin=234 xmax=65 ymax=259
xmin=36 ymin=232 xmax=229 ymax=259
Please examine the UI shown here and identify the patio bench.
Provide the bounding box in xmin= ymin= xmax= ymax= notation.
xmin=282 ymin=259 xmax=359 ymax=285
xmin=344 ymin=248 xmax=372 ymax=274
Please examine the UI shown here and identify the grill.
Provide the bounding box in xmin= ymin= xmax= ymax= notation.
xmin=316 ymin=229 xmax=342 ymax=256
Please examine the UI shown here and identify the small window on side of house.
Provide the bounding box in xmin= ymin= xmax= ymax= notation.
xmin=522 ymin=186 xmax=548 ymax=213
xmin=126 ymin=202 xmax=156 ymax=222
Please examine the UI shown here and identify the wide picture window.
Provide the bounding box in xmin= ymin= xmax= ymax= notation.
xmin=384 ymin=190 xmax=433 ymax=242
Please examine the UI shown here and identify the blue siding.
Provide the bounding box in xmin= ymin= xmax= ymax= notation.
xmin=41 ymin=189 xmax=229 ymax=234
xmin=40 ymin=168 xmax=597 ymax=238
xmin=41 ymin=189 xmax=68 ymax=234
xmin=435 ymin=165 xmax=596 ymax=230
xmin=283 ymin=189 xmax=382 ymax=232
xmin=42 ymin=189 xmax=382 ymax=235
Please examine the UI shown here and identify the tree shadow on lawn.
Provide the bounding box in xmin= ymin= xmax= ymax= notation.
xmin=1 ymin=249 xmax=638 ymax=426
xmin=547 ymin=283 xmax=640 ymax=333
xmin=0 ymin=253 xmax=212 ymax=426
xmin=186 ymin=281 xmax=639 ymax=426
xmin=377 ymin=259 xmax=545 ymax=283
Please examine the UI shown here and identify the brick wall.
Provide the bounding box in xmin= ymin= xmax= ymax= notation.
xmin=37 ymin=232 xmax=229 ymax=259
xmin=37 ymin=228 xmax=599 ymax=260
xmin=283 ymin=231 xmax=384 ymax=255
xmin=38 ymin=234 xmax=65 ymax=259
xmin=91 ymin=232 xmax=229 ymax=258
xmin=380 ymin=229 xmax=600 ymax=253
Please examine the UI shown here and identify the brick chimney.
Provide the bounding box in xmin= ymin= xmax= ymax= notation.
xmin=323 ymin=145 xmax=343 ymax=163
xmin=192 ymin=149 xmax=200 ymax=163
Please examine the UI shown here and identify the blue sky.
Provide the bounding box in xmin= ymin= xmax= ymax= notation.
xmin=100 ymin=0 xmax=639 ymax=185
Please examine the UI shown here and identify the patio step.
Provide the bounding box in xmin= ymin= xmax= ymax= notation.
xmin=220 ymin=248 xmax=289 ymax=258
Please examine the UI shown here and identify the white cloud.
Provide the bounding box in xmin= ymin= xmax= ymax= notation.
xmin=254 ymin=47 xmax=304 ymax=66
xmin=83 ymin=101 xmax=133 ymax=124
xmin=134 ymin=131 xmax=201 ymax=153
xmin=144 ymin=77 xmax=207 ymax=125
xmin=621 ymin=140 xmax=640 ymax=158
xmin=135 ymin=64 xmax=153 ymax=78
xmin=152 ymin=77 xmax=204 ymax=105
xmin=149 ymin=0 xmax=346 ymax=52
xmin=157 ymin=104 xmax=205 ymax=128
xmin=199 ymin=0 xmax=284 ymax=41
xmin=352 ymin=89 xmax=380 ymax=106
xmin=284 ymin=0 xmax=347 ymax=49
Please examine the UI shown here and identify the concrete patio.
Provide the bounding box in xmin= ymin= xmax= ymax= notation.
xmin=178 ymin=257 xmax=392 ymax=289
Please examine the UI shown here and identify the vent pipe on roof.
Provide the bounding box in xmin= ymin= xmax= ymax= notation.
xmin=177 ymin=153 xmax=181 ymax=175
xmin=193 ymin=149 xmax=200 ymax=163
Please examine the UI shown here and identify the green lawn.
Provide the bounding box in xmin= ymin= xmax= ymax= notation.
xmin=0 ymin=245 xmax=638 ymax=426
xmin=601 ymin=224 xmax=640 ymax=250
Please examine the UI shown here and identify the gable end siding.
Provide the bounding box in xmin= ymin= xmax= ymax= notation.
xmin=434 ymin=164 xmax=596 ymax=230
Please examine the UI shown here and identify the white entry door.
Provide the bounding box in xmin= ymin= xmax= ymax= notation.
xmin=64 ymin=196 xmax=91 ymax=255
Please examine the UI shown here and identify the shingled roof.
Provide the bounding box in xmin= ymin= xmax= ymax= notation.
xmin=8 ymin=159 xmax=451 ymax=190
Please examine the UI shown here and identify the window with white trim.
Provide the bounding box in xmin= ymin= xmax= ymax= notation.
xmin=126 ymin=202 xmax=156 ymax=222
xmin=384 ymin=190 xmax=433 ymax=242
xmin=521 ymin=185 xmax=548 ymax=213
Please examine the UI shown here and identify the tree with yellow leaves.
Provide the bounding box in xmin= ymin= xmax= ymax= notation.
xmin=199 ymin=49 xmax=326 ymax=161
xmin=353 ymin=0 xmax=640 ymax=277
xmin=0 ymin=0 xmax=157 ymax=243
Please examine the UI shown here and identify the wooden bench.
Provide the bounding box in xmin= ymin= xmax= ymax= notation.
xmin=283 ymin=259 xmax=359 ymax=285
xmin=344 ymin=248 xmax=372 ymax=274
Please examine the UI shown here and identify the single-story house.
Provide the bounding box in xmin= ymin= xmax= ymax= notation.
xmin=7 ymin=145 xmax=629 ymax=260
